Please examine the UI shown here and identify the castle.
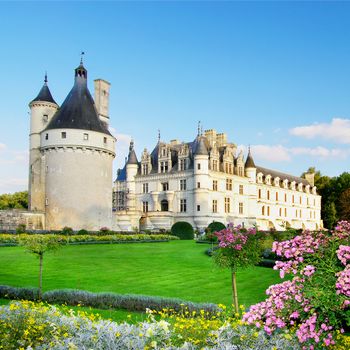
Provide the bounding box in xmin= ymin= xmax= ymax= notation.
xmin=25 ymin=61 xmax=322 ymax=232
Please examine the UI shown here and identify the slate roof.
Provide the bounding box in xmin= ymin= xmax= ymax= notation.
xmin=256 ymin=166 xmax=310 ymax=186
xmin=31 ymin=75 xmax=57 ymax=105
xmin=45 ymin=63 xmax=111 ymax=135
xmin=116 ymin=165 xmax=127 ymax=181
xmin=245 ymin=150 xmax=256 ymax=168
xmin=127 ymin=141 xmax=139 ymax=164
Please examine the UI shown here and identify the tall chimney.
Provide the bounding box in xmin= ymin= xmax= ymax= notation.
xmin=94 ymin=79 xmax=111 ymax=126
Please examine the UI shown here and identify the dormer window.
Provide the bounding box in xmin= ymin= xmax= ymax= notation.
xmin=45 ymin=133 xmax=48 ymax=140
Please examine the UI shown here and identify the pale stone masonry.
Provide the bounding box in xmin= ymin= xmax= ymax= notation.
xmin=113 ymin=129 xmax=322 ymax=231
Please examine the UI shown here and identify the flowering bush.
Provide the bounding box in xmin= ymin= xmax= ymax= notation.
xmin=214 ymin=225 xmax=263 ymax=311
xmin=243 ymin=221 xmax=350 ymax=349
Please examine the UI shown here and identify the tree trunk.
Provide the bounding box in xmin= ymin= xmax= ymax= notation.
xmin=38 ymin=253 xmax=43 ymax=300
xmin=232 ymin=269 xmax=239 ymax=313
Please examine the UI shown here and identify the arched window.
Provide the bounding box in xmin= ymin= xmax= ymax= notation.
xmin=161 ymin=200 xmax=168 ymax=212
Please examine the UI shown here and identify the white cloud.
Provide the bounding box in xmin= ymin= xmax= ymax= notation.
xmin=251 ymin=145 xmax=291 ymax=162
xmin=249 ymin=144 xmax=349 ymax=163
xmin=0 ymin=143 xmax=7 ymax=151
xmin=0 ymin=178 xmax=27 ymax=193
xmin=290 ymin=118 xmax=350 ymax=144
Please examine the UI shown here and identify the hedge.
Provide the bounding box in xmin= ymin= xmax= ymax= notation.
xmin=0 ymin=285 xmax=219 ymax=314
xmin=171 ymin=222 xmax=194 ymax=240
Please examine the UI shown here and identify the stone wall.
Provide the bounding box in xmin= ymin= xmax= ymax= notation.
xmin=0 ymin=210 xmax=45 ymax=231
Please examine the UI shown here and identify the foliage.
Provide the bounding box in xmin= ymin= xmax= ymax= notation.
xmin=16 ymin=223 xmax=26 ymax=234
xmin=207 ymin=221 xmax=226 ymax=233
xmin=77 ymin=228 xmax=89 ymax=235
xmin=0 ymin=233 xmax=179 ymax=245
xmin=20 ymin=235 xmax=64 ymax=299
xmin=213 ymin=225 xmax=263 ymax=271
xmin=244 ymin=221 xmax=350 ymax=349
xmin=0 ymin=191 xmax=28 ymax=210
xmin=0 ymin=300 xmax=310 ymax=349
xmin=61 ymin=226 xmax=73 ymax=235
xmin=339 ymin=188 xmax=350 ymax=221
xmin=171 ymin=221 xmax=194 ymax=240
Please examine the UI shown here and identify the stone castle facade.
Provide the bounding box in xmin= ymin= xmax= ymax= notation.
xmin=19 ymin=60 xmax=322 ymax=232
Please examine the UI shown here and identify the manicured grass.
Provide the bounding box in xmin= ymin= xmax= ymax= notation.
xmin=0 ymin=241 xmax=280 ymax=307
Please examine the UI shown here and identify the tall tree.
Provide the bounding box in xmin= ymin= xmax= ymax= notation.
xmin=0 ymin=191 xmax=28 ymax=210
xmin=339 ymin=188 xmax=350 ymax=221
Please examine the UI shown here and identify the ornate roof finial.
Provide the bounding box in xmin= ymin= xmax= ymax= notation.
xmin=129 ymin=138 xmax=134 ymax=151
xmin=80 ymin=51 xmax=85 ymax=65
xmin=44 ymin=71 xmax=48 ymax=84
xmin=158 ymin=129 xmax=161 ymax=142
xmin=201 ymin=125 xmax=203 ymax=136
xmin=197 ymin=121 xmax=201 ymax=136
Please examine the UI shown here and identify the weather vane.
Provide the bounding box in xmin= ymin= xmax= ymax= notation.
xmin=80 ymin=51 xmax=85 ymax=64
xmin=158 ymin=129 xmax=161 ymax=142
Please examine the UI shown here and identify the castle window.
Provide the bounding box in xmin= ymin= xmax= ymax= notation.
xmin=45 ymin=133 xmax=48 ymax=140
xmin=267 ymin=190 xmax=270 ymax=200
xmin=225 ymin=197 xmax=230 ymax=213
xmin=162 ymin=182 xmax=169 ymax=191
xmin=197 ymin=182 xmax=201 ymax=189
xmin=276 ymin=192 xmax=279 ymax=201
xmin=142 ymin=201 xmax=149 ymax=213
xmin=43 ymin=114 xmax=48 ymax=122
xmin=212 ymin=200 xmax=218 ymax=213
xmin=142 ymin=183 xmax=148 ymax=193
xmin=45 ymin=198 xmax=48 ymax=206
xmin=226 ymin=179 xmax=232 ymax=191
xmin=267 ymin=206 xmax=270 ymax=216
xmin=161 ymin=200 xmax=168 ymax=212
xmin=292 ymin=195 xmax=294 ymax=204
xmin=160 ymin=161 xmax=168 ymax=173
xmin=83 ymin=133 xmax=89 ymax=140
xmin=142 ymin=164 xmax=149 ymax=175
xmin=180 ymin=179 xmax=186 ymax=191
xmin=197 ymin=163 xmax=201 ymax=170
xmin=180 ymin=199 xmax=187 ymax=212
xmin=238 ymin=167 xmax=243 ymax=176
xmin=103 ymin=137 xmax=107 ymax=144
xmin=285 ymin=193 xmax=287 ymax=202
xmin=285 ymin=208 xmax=287 ymax=217
xmin=258 ymin=189 xmax=261 ymax=199
xmin=179 ymin=159 xmax=187 ymax=171
xmin=197 ymin=205 xmax=201 ymax=212
xmin=239 ymin=185 xmax=244 ymax=195
xmin=212 ymin=159 xmax=218 ymax=171
xmin=213 ymin=180 xmax=218 ymax=191
xmin=61 ymin=132 xmax=66 ymax=139
xmin=262 ymin=206 xmax=265 ymax=215
xmin=300 ymin=196 xmax=302 ymax=205
xmin=239 ymin=202 xmax=243 ymax=214
xmin=279 ymin=208 xmax=282 ymax=216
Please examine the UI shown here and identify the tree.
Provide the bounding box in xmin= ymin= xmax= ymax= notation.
xmin=213 ymin=225 xmax=263 ymax=313
xmin=20 ymin=235 xmax=64 ymax=299
xmin=323 ymin=202 xmax=337 ymax=229
xmin=0 ymin=191 xmax=28 ymax=210
xmin=339 ymin=188 xmax=350 ymax=221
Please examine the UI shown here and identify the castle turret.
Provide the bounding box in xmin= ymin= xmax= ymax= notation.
xmin=245 ymin=148 xmax=256 ymax=182
xmin=28 ymin=74 xmax=58 ymax=211
xmin=193 ymin=136 xmax=209 ymax=229
xmin=41 ymin=61 xmax=116 ymax=230
xmin=126 ymin=140 xmax=138 ymax=211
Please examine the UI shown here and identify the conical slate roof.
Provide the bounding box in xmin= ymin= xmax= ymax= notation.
xmin=31 ymin=74 xmax=57 ymax=105
xmin=127 ymin=140 xmax=138 ymax=164
xmin=245 ymin=149 xmax=256 ymax=168
xmin=194 ymin=136 xmax=208 ymax=156
xmin=46 ymin=63 xmax=111 ymax=135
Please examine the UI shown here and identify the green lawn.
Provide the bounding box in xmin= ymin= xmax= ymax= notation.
xmin=0 ymin=240 xmax=280 ymax=307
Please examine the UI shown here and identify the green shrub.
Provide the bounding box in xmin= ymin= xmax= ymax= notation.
xmin=77 ymin=229 xmax=89 ymax=235
xmin=171 ymin=222 xmax=194 ymax=240
xmin=61 ymin=226 xmax=73 ymax=235
xmin=16 ymin=224 xmax=26 ymax=234
xmin=207 ymin=221 xmax=226 ymax=233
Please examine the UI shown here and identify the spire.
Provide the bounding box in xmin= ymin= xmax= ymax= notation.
xmin=30 ymin=72 xmax=57 ymax=105
xmin=158 ymin=129 xmax=161 ymax=143
xmin=127 ymin=139 xmax=138 ymax=164
xmin=80 ymin=51 xmax=85 ymax=65
xmin=197 ymin=121 xmax=201 ymax=136
xmin=245 ymin=146 xmax=256 ymax=168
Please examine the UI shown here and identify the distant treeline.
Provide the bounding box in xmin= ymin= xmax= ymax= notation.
xmin=0 ymin=191 xmax=28 ymax=210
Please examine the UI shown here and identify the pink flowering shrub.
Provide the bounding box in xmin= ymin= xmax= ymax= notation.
xmin=243 ymin=221 xmax=350 ymax=349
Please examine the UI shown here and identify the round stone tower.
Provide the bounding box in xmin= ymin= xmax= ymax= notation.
xmin=41 ymin=62 xmax=116 ymax=230
xmin=29 ymin=74 xmax=58 ymax=211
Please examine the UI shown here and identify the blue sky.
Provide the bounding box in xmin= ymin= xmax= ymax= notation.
xmin=1 ymin=1 xmax=350 ymax=193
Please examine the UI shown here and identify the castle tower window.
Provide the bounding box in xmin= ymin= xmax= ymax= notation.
xmin=262 ymin=206 xmax=265 ymax=215
xmin=276 ymin=192 xmax=279 ymax=201
xmin=142 ymin=201 xmax=149 ymax=213
xmin=61 ymin=132 xmax=66 ymax=139
xmin=213 ymin=180 xmax=218 ymax=191
xmin=197 ymin=163 xmax=201 ymax=170
xmin=180 ymin=179 xmax=186 ymax=191
xmin=258 ymin=189 xmax=261 ymax=199
xmin=197 ymin=205 xmax=200 ymax=212
xmin=239 ymin=185 xmax=244 ymax=195
xmin=43 ymin=114 xmax=48 ymax=122
xmin=162 ymin=182 xmax=169 ymax=191
xmin=45 ymin=133 xmax=48 ymax=140
xmin=267 ymin=206 xmax=270 ymax=216
xmin=180 ymin=199 xmax=187 ymax=212
xmin=239 ymin=202 xmax=243 ymax=214
xmin=267 ymin=190 xmax=270 ymax=200
xmin=103 ymin=137 xmax=107 ymax=144
xmin=197 ymin=182 xmax=201 ymax=189
xmin=143 ymin=183 xmax=149 ymax=193
xmin=161 ymin=200 xmax=168 ymax=212
xmin=83 ymin=133 xmax=89 ymax=140
xmin=212 ymin=200 xmax=218 ymax=213
xmin=224 ymin=197 xmax=230 ymax=213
